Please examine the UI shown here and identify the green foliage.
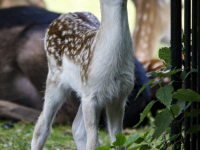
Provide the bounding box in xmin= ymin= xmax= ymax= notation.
xmin=124 ymin=134 xmax=140 ymax=148
xmin=187 ymin=125 xmax=200 ymax=134
xmin=180 ymin=68 xmax=197 ymax=80
xmin=158 ymin=47 xmax=171 ymax=67
xmin=112 ymin=133 xmax=126 ymax=148
xmin=156 ymin=85 xmax=173 ymax=109
xmin=134 ymin=100 xmax=156 ymax=128
xmin=184 ymin=109 xmax=200 ymax=117
xmin=0 ymin=122 xmax=77 ymax=150
xmin=173 ymin=89 xmax=200 ymax=102
xmin=96 ymin=39 xmax=200 ymax=150
xmin=163 ymin=69 xmax=182 ymax=78
xmin=154 ymin=109 xmax=173 ymax=139
xmin=135 ymin=79 xmax=155 ymax=100
xmin=171 ymin=104 xmax=180 ymax=116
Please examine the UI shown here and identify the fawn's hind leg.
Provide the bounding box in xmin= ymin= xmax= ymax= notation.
xmin=72 ymin=104 xmax=87 ymax=150
xmin=31 ymin=79 xmax=68 ymax=150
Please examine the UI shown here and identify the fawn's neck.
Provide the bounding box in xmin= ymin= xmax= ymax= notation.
xmin=97 ymin=0 xmax=132 ymax=56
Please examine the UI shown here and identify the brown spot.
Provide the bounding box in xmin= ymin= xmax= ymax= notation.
xmin=46 ymin=12 xmax=99 ymax=82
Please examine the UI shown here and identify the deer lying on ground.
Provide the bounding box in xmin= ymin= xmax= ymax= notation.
xmin=133 ymin=0 xmax=170 ymax=63
xmin=31 ymin=0 xmax=135 ymax=149
xmin=132 ymin=0 xmax=171 ymax=117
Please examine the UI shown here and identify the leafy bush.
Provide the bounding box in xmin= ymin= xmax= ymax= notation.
xmin=95 ymin=45 xmax=200 ymax=150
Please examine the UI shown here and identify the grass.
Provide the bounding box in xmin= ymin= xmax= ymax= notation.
xmin=0 ymin=120 xmax=154 ymax=150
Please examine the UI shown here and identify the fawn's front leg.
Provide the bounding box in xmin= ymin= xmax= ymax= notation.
xmin=82 ymin=97 xmax=101 ymax=150
xmin=106 ymin=98 xmax=126 ymax=150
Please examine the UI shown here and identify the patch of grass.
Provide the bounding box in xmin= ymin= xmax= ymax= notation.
xmin=0 ymin=121 xmax=76 ymax=150
xmin=0 ymin=120 xmax=153 ymax=149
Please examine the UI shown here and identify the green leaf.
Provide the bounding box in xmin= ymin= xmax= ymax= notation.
xmin=156 ymin=84 xmax=174 ymax=109
xmin=135 ymin=79 xmax=154 ymax=100
xmin=154 ymin=109 xmax=173 ymax=139
xmin=159 ymin=47 xmax=171 ymax=65
xmin=185 ymin=68 xmax=198 ymax=80
xmin=181 ymin=68 xmax=197 ymax=80
xmin=165 ymin=127 xmax=171 ymax=134
xmin=176 ymin=100 xmax=186 ymax=113
xmin=156 ymin=141 xmax=165 ymax=149
xmin=148 ymin=72 xmax=158 ymax=77
xmin=187 ymin=125 xmax=200 ymax=134
xmin=95 ymin=146 xmax=110 ymax=150
xmin=112 ymin=133 xmax=126 ymax=147
xmin=150 ymin=134 xmax=156 ymax=142
xmin=129 ymin=144 xmax=144 ymax=150
xmin=139 ymin=144 xmax=151 ymax=150
xmin=168 ymin=134 xmax=180 ymax=142
xmin=185 ymin=102 xmax=192 ymax=110
xmin=124 ymin=134 xmax=140 ymax=148
xmin=171 ymin=105 xmax=180 ymax=116
xmin=180 ymin=71 xmax=186 ymax=80
xmin=185 ymin=109 xmax=200 ymax=117
xmin=148 ymin=71 xmax=162 ymax=78
xmin=135 ymin=137 xmax=145 ymax=144
xmin=134 ymin=100 xmax=156 ymax=128
xmin=142 ymin=132 xmax=149 ymax=139
xmin=163 ymin=69 xmax=182 ymax=78
xmin=173 ymin=89 xmax=200 ymax=102
xmin=151 ymin=82 xmax=159 ymax=88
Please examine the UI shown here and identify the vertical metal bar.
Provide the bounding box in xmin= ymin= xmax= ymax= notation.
xmin=197 ymin=0 xmax=200 ymax=149
xmin=191 ymin=0 xmax=198 ymax=149
xmin=171 ymin=0 xmax=182 ymax=149
xmin=184 ymin=0 xmax=191 ymax=150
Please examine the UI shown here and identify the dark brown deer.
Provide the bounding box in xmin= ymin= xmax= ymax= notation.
xmin=0 ymin=0 xmax=45 ymax=8
xmin=0 ymin=6 xmax=79 ymax=123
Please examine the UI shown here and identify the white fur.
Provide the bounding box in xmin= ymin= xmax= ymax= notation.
xmin=31 ymin=0 xmax=134 ymax=150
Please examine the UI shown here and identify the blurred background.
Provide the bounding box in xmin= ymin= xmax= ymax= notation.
xmin=44 ymin=0 xmax=136 ymax=34
xmin=0 ymin=0 xmax=172 ymax=149
xmin=0 ymin=0 xmax=171 ymax=125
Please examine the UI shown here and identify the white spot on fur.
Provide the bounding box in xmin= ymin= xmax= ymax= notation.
xmin=68 ymin=30 xmax=73 ymax=34
xmin=146 ymin=3 xmax=150 ymax=8
xmin=143 ymin=14 xmax=147 ymax=21
xmin=65 ymin=39 xmax=68 ymax=44
xmin=57 ymin=39 xmax=61 ymax=45
xmin=141 ymin=30 xmax=145 ymax=37
xmin=64 ymin=48 xmax=68 ymax=52
xmin=62 ymin=31 xmax=67 ymax=36
xmin=142 ymin=43 xmax=148 ymax=49
xmin=59 ymin=25 xmax=63 ymax=30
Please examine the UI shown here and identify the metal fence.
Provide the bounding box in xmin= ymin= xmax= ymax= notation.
xmin=171 ymin=0 xmax=200 ymax=149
